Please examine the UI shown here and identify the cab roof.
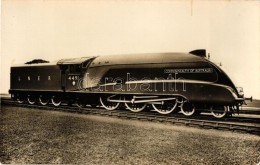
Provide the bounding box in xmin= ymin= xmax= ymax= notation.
xmin=57 ymin=57 xmax=96 ymax=65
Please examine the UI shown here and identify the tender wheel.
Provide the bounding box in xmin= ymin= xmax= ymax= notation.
xmin=39 ymin=95 xmax=49 ymax=105
xmin=210 ymin=106 xmax=229 ymax=118
xmin=152 ymin=100 xmax=178 ymax=115
xmin=99 ymin=96 xmax=120 ymax=110
xmin=51 ymin=96 xmax=62 ymax=106
xmin=125 ymin=103 xmax=146 ymax=112
xmin=16 ymin=94 xmax=25 ymax=103
xmin=180 ymin=102 xmax=196 ymax=116
xmin=27 ymin=95 xmax=36 ymax=105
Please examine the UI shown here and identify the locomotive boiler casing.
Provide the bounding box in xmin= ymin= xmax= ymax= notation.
xmin=82 ymin=53 xmax=243 ymax=105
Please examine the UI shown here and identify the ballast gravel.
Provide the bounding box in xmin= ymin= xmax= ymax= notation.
xmin=1 ymin=106 xmax=260 ymax=164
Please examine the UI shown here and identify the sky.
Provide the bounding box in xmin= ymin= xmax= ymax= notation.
xmin=1 ymin=0 xmax=260 ymax=99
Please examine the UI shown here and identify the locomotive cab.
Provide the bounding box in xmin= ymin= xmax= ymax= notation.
xmin=57 ymin=57 xmax=96 ymax=92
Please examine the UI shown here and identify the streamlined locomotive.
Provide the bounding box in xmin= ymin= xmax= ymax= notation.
xmin=9 ymin=50 xmax=245 ymax=118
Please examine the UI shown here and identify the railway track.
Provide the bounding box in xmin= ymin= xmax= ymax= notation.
xmin=1 ymin=99 xmax=260 ymax=135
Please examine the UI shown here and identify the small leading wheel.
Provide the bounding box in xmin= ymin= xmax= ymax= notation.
xmin=39 ymin=95 xmax=49 ymax=105
xmin=125 ymin=102 xmax=146 ymax=112
xmin=99 ymin=96 xmax=120 ymax=110
xmin=180 ymin=102 xmax=196 ymax=116
xmin=27 ymin=95 xmax=36 ymax=105
xmin=51 ymin=96 xmax=62 ymax=106
xmin=210 ymin=106 xmax=229 ymax=118
xmin=152 ymin=101 xmax=178 ymax=115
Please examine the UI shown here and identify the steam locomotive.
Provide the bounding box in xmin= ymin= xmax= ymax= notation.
xmin=9 ymin=49 xmax=246 ymax=118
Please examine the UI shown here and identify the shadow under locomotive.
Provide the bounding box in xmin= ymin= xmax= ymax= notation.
xmin=9 ymin=49 xmax=250 ymax=118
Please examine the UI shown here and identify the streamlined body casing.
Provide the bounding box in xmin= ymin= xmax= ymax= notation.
xmin=9 ymin=51 xmax=244 ymax=107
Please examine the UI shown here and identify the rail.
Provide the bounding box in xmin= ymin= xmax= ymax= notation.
xmin=1 ymin=99 xmax=260 ymax=135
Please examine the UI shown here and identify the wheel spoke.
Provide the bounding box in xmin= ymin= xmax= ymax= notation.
xmin=210 ymin=106 xmax=228 ymax=118
xmin=100 ymin=96 xmax=120 ymax=110
xmin=125 ymin=103 xmax=146 ymax=112
xmin=51 ymin=96 xmax=61 ymax=106
xmin=152 ymin=101 xmax=177 ymax=114
xmin=17 ymin=95 xmax=25 ymax=104
xmin=27 ymin=96 xmax=36 ymax=105
xmin=39 ymin=96 xmax=49 ymax=105
xmin=180 ymin=102 xmax=196 ymax=116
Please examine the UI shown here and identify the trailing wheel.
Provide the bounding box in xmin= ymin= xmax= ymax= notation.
xmin=152 ymin=100 xmax=178 ymax=115
xmin=75 ymin=99 xmax=85 ymax=108
xmin=180 ymin=102 xmax=196 ymax=116
xmin=210 ymin=105 xmax=229 ymax=118
xmin=51 ymin=96 xmax=62 ymax=106
xmin=99 ymin=96 xmax=120 ymax=110
xmin=39 ymin=95 xmax=49 ymax=105
xmin=125 ymin=103 xmax=146 ymax=112
xmin=27 ymin=95 xmax=36 ymax=105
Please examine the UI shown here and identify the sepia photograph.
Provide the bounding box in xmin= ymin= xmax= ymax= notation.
xmin=1 ymin=0 xmax=260 ymax=164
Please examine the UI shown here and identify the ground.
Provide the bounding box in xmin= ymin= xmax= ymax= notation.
xmin=1 ymin=106 xmax=260 ymax=164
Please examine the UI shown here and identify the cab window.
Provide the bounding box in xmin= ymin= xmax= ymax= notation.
xmin=69 ymin=64 xmax=81 ymax=73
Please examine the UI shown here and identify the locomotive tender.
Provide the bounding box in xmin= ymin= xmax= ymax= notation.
xmin=9 ymin=49 xmax=245 ymax=118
